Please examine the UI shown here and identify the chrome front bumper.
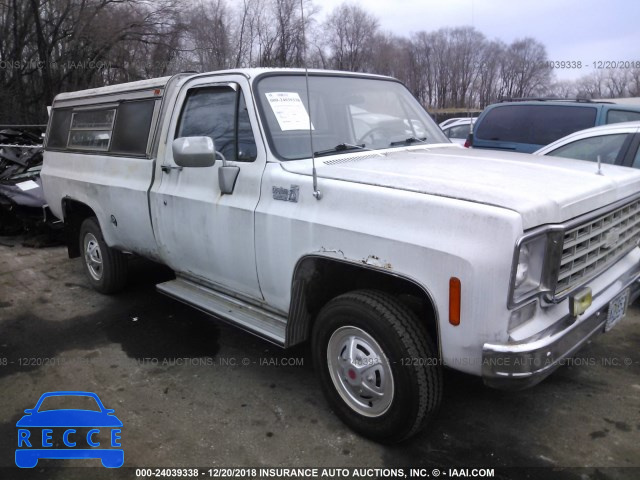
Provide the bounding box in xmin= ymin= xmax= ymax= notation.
xmin=482 ymin=265 xmax=640 ymax=390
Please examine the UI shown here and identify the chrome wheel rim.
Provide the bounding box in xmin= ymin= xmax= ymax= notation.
xmin=327 ymin=326 xmax=394 ymax=417
xmin=84 ymin=233 xmax=103 ymax=281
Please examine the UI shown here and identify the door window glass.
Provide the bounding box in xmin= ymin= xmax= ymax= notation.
xmin=546 ymin=133 xmax=628 ymax=164
xmin=607 ymin=109 xmax=640 ymax=124
xmin=177 ymin=87 xmax=256 ymax=162
xmin=446 ymin=124 xmax=471 ymax=139
xmin=632 ymin=144 xmax=640 ymax=168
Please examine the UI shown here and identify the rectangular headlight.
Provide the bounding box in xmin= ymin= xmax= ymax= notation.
xmin=513 ymin=234 xmax=547 ymax=300
xmin=510 ymin=228 xmax=564 ymax=307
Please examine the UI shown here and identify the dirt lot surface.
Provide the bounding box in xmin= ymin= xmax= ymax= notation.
xmin=1 ymin=238 xmax=639 ymax=479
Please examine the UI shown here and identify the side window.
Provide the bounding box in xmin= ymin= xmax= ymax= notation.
xmin=111 ymin=100 xmax=156 ymax=155
xmin=46 ymin=109 xmax=73 ymax=149
xmin=475 ymin=105 xmax=597 ymax=146
xmin=176 ymin=86 xmax=257 ymax=162
xmin=632 ymin=144 xmax=640 ymax=169
xmin=446 ymin=124 xmax=470 ymax=139
xmin=68 ymin=109 xmax=115 ymax=150
xmin=607 ymin=109 xmax=640 ymax=124
xmin=46 ymin=99 xmax=155 ymax=155
xmin=546 ymin=133 xmax=629 ymax=164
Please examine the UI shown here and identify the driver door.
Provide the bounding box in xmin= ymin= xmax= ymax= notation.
xmin=149 ymin=75 xmax=265 ymax=300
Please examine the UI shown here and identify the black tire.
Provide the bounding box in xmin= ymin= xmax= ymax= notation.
xmin=312 ymin=290 xmax=442 ymax=443
xmin=79 ymin=217 xmax=127 ymax=294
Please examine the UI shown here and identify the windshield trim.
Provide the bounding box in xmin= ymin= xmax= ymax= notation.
xmin=252 ymin=71 xmax=442 ymax=162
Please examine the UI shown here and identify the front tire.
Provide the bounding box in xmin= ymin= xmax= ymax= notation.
xmin=312 ymin=290 xmax=442 ymax=443
xmin=79 ymin=217 xmax=127 ymax=294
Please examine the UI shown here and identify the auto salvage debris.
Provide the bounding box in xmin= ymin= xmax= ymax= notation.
xmin=0 ymin=126 xmax=62 ymax=243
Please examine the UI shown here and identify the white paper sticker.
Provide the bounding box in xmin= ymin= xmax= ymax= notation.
xmin=16 ymin=180 xmax=40 ymax=191
xmin=265 ymin=92 xmax=314 ymax=131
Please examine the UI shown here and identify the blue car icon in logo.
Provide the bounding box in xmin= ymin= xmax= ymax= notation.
xmin=16 ymin=391 xmax=123 ymax=468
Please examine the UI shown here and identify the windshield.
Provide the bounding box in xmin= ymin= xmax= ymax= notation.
xmin=255 ymin=74 xmax=447 ymax=160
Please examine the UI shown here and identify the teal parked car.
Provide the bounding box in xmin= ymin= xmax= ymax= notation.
xmin=470 ymin=99 xmax=640 ymax=153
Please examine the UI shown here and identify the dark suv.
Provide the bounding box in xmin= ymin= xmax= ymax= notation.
xmin=471 ymin=99 xmax=640 ymax=153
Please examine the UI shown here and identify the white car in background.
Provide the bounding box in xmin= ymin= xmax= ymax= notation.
xmin=441 ymin=117 xmax=476 ymax=145
xmin=439 ymin=117 xmax=467 ymax=128
xmin=534 ymin=121 xmax=640 ymax=167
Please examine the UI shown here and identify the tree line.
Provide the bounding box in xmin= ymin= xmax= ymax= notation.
xmin=1 ymin=0 xmax=638 ymax=123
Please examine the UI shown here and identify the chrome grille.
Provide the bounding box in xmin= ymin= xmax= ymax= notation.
xmin=556 ymin=199 xmax=640 ymax=295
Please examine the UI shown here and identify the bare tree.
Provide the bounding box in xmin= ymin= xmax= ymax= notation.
xmin=230 ymin=0 xmax=256 ymax=67
xmin=629 ymin=68 xmax=640 ymax=97
xmin=185 ymin=0 xmax=232 ymax=71
xmin=0 ymin=0 xmax=185 ymax=122
xmin=547 ymin=80 xmax=578 ymax=99
xmin=571 ymin=68 xmax=640 ymax=99
xmin=474 ymin=40 xmax=504 ymax=108
xmin=2 ymin=0 xmax=604 ymax=123
xmin=447 ymin=27 xmax=485 ymax=108
xmin=498 ymin=38 xmax=552 ymax=98
xmin=365 ymin=32 xmax=405 ymax=77
xmin=575 ymin=70 xmax=608 ymax=98
xmin=0 ymin=0 xmax=36 ymax=122
xmin=324 ymin=3 xmax=378 ymax=72
xmin=604 ymin=68 xmax=629 ymax=97
xmin=405 ymin=32 xmax=434 ymax=106
xmin=254 ymin=0 xmax=315 ymax=67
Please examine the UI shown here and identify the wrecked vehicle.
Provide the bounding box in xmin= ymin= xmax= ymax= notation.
xmin=41 ymin=69 xmax=640 ymax=442
xmin=0 ymin=127 xmax=48 ymax=235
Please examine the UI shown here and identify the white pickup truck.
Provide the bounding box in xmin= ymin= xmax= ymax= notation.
xmin=41 ymin=69 xmax=640 ymax=442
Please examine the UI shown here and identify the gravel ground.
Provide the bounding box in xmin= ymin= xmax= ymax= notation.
xmin=0 ymin=238 xmax=639 ymax=480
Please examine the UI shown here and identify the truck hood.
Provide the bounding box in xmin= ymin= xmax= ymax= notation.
xmin=280 ymin=145 xmax=640 ymax=229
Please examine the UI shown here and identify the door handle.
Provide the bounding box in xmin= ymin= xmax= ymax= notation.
xmin=161 ymin=165 xmax=183 ymax=173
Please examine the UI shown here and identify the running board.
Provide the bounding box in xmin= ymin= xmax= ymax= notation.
xmin=156 ymin=278 xmax=287 ymax=346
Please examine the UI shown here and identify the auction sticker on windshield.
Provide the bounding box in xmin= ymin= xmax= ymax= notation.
xmin=265 ymin=92 xmax=314 ymax=131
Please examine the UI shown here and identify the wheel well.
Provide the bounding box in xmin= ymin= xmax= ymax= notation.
xmin=61 ymin=199 xmax=96 ymax=258
xmin=286 ymin=256 xmax=439 ymax=352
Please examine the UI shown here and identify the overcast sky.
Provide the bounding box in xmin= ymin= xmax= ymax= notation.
xmin=314 ymin=0 xmax=639 ymax=81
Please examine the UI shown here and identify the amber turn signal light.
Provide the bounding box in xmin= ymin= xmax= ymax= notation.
xmin=449 ymin=277 xmax=461 ymax=326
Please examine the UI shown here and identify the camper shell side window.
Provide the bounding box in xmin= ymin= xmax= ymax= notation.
xmin=46 ymin=99 xmax=157 ymax=157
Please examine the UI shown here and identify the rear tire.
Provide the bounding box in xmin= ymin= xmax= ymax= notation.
xmin=79 ymin=217 xmax=127 ymax=294
xmin=312 ymin=290 xmax=442 ymax=443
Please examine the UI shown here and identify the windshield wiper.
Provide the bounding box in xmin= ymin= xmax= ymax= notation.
xmin=389 ymin=137 xmax=428 ymax=147
xmin=313 ymin=143 xmax=367 ymax=157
